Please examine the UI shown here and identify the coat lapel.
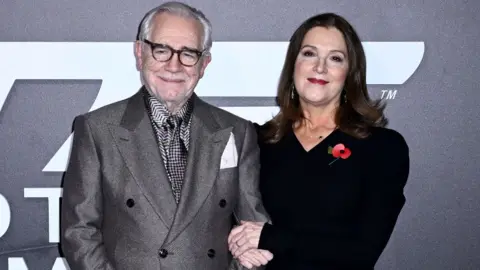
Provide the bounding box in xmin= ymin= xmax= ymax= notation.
xmin=165 ymin=95 xmax=233 ymax=244
xmin=110 ymin=90 xmax=176 ymax=228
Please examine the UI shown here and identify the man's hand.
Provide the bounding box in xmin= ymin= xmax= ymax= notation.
xmin=228 ymin=221 xmax=273 ymax=261
xmin=237 ymin=249 xmax=273 ymax=269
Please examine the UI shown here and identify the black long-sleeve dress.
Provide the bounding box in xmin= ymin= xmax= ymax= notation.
xmin=256 ymin=125 xmax=410 ymax=270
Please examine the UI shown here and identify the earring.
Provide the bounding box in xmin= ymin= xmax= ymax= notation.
xmin=290 ymin=83 xmax=295 ymax=100
xmin=343 ymin=89 xmax=347 ymax=103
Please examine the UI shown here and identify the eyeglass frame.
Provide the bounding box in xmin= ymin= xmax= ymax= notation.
xmin=142 ymin=39 xmax=206 ymax=67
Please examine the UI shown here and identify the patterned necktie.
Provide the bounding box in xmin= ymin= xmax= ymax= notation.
xmin=162 ymin=115 xmax=187 ymax=203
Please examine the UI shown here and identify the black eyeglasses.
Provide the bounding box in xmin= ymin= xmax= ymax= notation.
xmin=143 ymin=39 xmax=205 ymax=67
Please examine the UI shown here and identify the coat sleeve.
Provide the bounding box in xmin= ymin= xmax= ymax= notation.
xmin=230 ymin=121 xmax=271 ymax=270
xmin=61 ymin=115 xmax=114 ymax=270
xmin=233 ymin=120 xmax=271 ymax=223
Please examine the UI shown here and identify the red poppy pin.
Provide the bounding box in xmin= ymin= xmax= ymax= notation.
xmin=328 ymin=143 xmax=352 ymax=165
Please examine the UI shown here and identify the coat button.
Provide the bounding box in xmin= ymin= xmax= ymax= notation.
xmin=126 ymin=199 xmax=135 ymax=208
xmin=207 ymin=249 xmax=215 ymax=258
xmin=158 ymin=248 xmax=168 ymax=258
xmin=219 ymin=199 xmax=227 ymax=208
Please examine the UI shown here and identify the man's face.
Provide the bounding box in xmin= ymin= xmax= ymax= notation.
xmin=135 ymin=13 xmax=211 ymax=108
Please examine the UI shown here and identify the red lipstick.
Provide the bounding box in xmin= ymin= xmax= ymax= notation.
xmin=307 ymin=78 xmax=329 ymax=85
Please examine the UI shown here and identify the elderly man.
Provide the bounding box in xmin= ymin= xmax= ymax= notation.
xmin=61 ymin=2 xmax=272 ymax=269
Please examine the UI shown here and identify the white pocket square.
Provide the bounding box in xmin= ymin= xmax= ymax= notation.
xmin=220 ymin=132 xmax=238 ymax=169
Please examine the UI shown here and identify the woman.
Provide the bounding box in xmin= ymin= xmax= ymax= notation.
xmin=228 ymin=13 xmax=410 ymax=269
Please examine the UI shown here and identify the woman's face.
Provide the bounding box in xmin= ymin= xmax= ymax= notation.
xmin=293 ymin=26 xmax=349 ymax=107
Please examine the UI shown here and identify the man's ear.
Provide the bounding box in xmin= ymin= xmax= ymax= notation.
xmin=134 ymin=41 xmax=143 ymax=71
xmin=199 ymin=54 xmax=211 ymax=78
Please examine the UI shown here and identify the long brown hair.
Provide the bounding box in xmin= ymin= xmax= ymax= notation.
xmin=261 ymin=13 xmax=387 ymax=143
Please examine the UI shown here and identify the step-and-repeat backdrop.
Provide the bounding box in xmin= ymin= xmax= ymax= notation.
xmin=1 ymin=0 xmax=479 ymax=269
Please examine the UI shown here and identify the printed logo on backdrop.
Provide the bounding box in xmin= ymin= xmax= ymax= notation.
xmin=0 ymin=41 xmax=424 ymax=269
xmin=0 ymin=42 xmax=424 ymax=172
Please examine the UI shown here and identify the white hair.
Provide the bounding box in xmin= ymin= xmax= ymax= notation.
xmin=137 ymin=1 xmax=212 ymax=53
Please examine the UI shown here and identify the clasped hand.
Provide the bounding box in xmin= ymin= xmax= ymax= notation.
xmin=228 ymin=221 xmax=273 ymax=269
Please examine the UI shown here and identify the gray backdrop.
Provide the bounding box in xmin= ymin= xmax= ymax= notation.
xmin=1 ymin=0 xmax=479 ymax=269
